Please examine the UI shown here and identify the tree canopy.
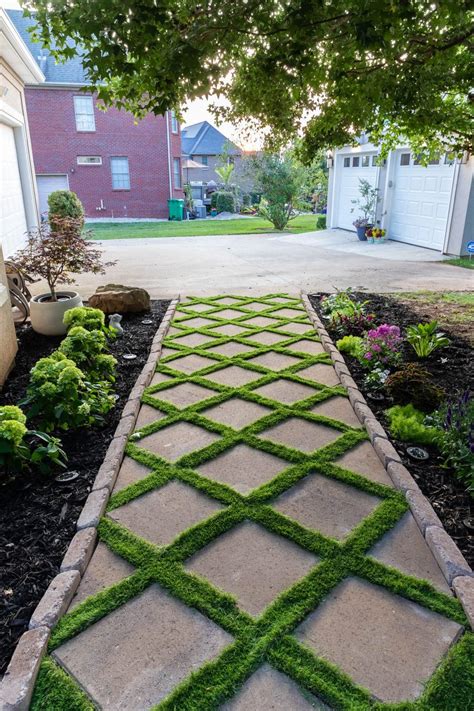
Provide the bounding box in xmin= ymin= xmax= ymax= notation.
xmin=24 ymin=0 xmax=473 ymax=159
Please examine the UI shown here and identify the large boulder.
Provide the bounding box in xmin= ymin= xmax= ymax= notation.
xmin=88 ymin=284 xmax=150 ymax=314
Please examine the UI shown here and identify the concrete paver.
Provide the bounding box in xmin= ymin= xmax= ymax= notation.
xmin=310 ymin=396 xmax=361 ymax=427
xmin=247 ymin=351 xmax=302 ymax=371
xmin=69 ymin=543 xmax=134 ymax=610
xmin=206 ymin=364 xmax=263 ymax=387
xmin=334 ymin=441 xmax=393 ymax=486
xmin=206 ymin=341 xmax=257 ymax=357
xmin=197 ymin=444 xmax=287 ymax=494
xmin=260 ymin=417 xmax=341 ymax=453
xmin=201 ymin=397 xmax=271 ymax=429
xmin=151 ymin=381 xmax=215 ymax=407
xmin=254 ymin=379 xmax=317 ymax=405
xmin=136 ymin=421 xmax=220 ymax=461
xmin=113 ymin=456 xmax=153 ymax=494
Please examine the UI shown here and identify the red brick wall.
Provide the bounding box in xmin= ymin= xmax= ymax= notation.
xmin=25 ymin=87 xmax=183 ymax=219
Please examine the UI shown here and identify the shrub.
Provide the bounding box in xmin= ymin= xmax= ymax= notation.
xmin=406 ymin=320 xmax=450 ymax=358
xmin=48 ymin=190 xmax=84 ymax=229
xmin=320 ymin=291 xmax=369 ymax=326
xmin=385 ymin=363 xmax=444 ymax=412
xmin=63 ymin=306 xmax=108 ymax=334
xmin=359 ymin=324 xmax=402 ymax=370
xmin=216 ymin=191 xmax=236 ymax=213
xmin=58 ymin=327 xmax=117 ymax=382
xmin=259 ymin=200 xmax=292 ymax=230
xmin=242 ymin=193 xmax=251 ymax=207
xmin=316 ymin=214 xmax=326 ymax=229
xmin=210 ymin=192 xmax=219 ymax=209
xmin=386 ymin=404 xmax=438 ymax=446
xmin=336 ymin=335 xmax=363 ymax=358
xmin=429 ymin=391 xmax=474 ymax=490
xmin=333 ymin=311 xmax=376 ymax=337
xmin=23 ymin=352 xmax=115 ymax=431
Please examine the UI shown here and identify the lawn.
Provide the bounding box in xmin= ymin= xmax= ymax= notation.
xmin=393 ymin=291 xmax=474 ymax=344
xmin=444 ymin=256 xmax=474 ymax=270
xmin=86 ymin=214 xmax=322 ymax=240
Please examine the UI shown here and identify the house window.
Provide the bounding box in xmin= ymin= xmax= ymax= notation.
xmin=200 ymin=155 xmax=208 ymax=166
xmin=110 ymin=157 xmax=130 ymax=190
xmin=444 ymin=153 xmax=456 ymax=165
xmin=361 ymin=155 xmax=370 ymax=167
xmin=372 ymin=155 xmax=379 ymax=166
xmin=73 ymin=96 xmax=95 ymax=132
xmin=400 ymin=153 xmax=410 ymax=166
xmin=170 ymin=111 xmax=179 ymax=133
xmin=352 ymin=157 xmax=360 ymax=167
xmin=428 ymin=155 xmax=440 ymax=165
xmin=343 ymin=157 xmax=350 ymax=167
xmin=77 ymin=156 xmax=102 ymax=166
xmin=173 ymin=157 xmax=182 ymax=188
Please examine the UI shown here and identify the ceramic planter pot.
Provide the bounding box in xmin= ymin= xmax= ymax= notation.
xmin=356 ymin=225 xmax=368 ymax=241
xmin=30 ymin=291 xmax=82 ymax=335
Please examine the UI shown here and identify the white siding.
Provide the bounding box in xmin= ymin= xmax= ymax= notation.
xmin=0 ymin=123 xmax=27 ymax=256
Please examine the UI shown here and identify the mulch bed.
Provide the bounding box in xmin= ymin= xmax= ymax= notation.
xmin=309 ymin=293 xmax=473 ymax=569
xmin=0 ymin=300 xmax=169 ymax=675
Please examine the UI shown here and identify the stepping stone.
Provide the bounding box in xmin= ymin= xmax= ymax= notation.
xmin=221 ymin=663 xmax=331 ymax=710
xmin=214 ymin=297 xmax=244 ymax=305
xmin=297 ymin=364 xmax=340 ymax=387
xmin=270 ymin=308 xmax=308 ymax=319
xmin=54 ymin=584 xmax=232 ymax=710
xmin=136 ymin=421 xmax=220 ymax=461
xmin=212 ymin=308 xmax=246 ymax=320
xmin=242 ymin=316 xmax=280 ymax=328
xmin=108 ymin=481 xmax=224 ymax=546
xmin=197 ymin=444 xmax=288 ymax=494
xmin=247 ymin=351 xmax=301 ymax=372
xmin=273 ymin=473 xmax=380 ymax=540
xmin=166 ymin=353 xmax=216 ymax=374
xmin=68 ymin=542 xmax=134 ymax=610
xmin=186 ymin=521 xmax=318 ymax=616
xmin=178 ymin=316 xmax=216 ymax=329
xmin=202 ymin=397 xmax=271 ymax=429
xmin=211 ymin=324 xmax=251 ymax=337
xmin=253 ymin=379 xmax=316 ymax=405
xmin=269 ymin=296 xmax=299 ymax=303
xmin=241 ymin=301 xmax=273 ymax=312
xmin=287 ymin=339 xmax=325 ymax=355
xmin=181 ymin=303 xmax=213 ymax=313
xmin=243 ymin=331 xmax=290 ymax=346
xmin=295 ymin=577 xmax=462 ymax=703
xmin=161 ymin=347 xmax=180 ymax=358
xmin=135 ymin=404 xmax=165 ymax=430
xmin=276 ymin=322 xmax=313 ymax=335
xmin=260 ymin=417 xmax=340 ymax=453
xmin=310 ymin=396 xmax=361 ymax=427
xmin=167 ymin=326 xmax=185 ymax=336
xmin=369 ymin=511 xmax=450 ymax=593
xmin=171 ymin=332 xmax=215 ymax=347
xmin=206 ymin=365 xmax=263 ymax=388
xmin=334 ymin=441 xmax=393 ymax=486
xmin=206 ymin=341 xmax=257 ymax=358
xmin=150 ymin=372 xmax=172 ymax=386
xmin=151 ymin=382 xmax=215 ymax=408
xmin=113 ymin=456 xmax=153 ymax=494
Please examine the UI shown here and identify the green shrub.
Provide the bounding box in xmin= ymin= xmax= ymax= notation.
xmin=210 ymin=192 xmax=218 ymax=209
xmin=386 ymin=404 xmax=438 ymax=446
xmin=316 ymin=214 xmax=326 ymax=229
xmin=23 ymin=352 xmax=115 ymax=431
xmin=406 ymin=320 xmax=450 ymax=358
xmin=336 ymin=335 xmax=363 ymax=358
xmin=216 ymin=191 xmax=236 ymax=213
xmin=385 ymin=363 xmax=444 ymax=413
xmin=47 ymin=190 xmax=84 ymax=229
xmin=63 ymin=306 xmax=108 ymax=334
xmin=258 ymin=200 xmax=291 ymax=230
xmin=242 ymin=193 xmax=251 ymax=207
xmin=58 ymin=327 xmax=116 ymax=382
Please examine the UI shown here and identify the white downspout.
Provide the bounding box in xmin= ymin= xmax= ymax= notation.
xmin=165 ymin=111 xmax=173 ymax=199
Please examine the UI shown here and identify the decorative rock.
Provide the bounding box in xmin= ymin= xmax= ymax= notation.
xmin=365 ymin=418 xmax=388 ymax=443
xmin=92 ymin=436 xmax=127 ymax=491
xmin=114 ymin=414 xmax=136 ymax=439
xmin=0 ymin=626 xmax=50 ymax=711
xmin=89 ymin=284 xmax=150 ymax=314
xmin=452 ymin=576 xmax=474 ymax=629
xmin=346 ymin=387 xmax=367 ymax=408
xmin=353 ymin=400 xmax=375 ymax=424
xmin=406 ymin=489 xmax=443 ymax=534
xmin=373 ymin=435 xmax=401 ymax=467
xmin=387 ymin=461 xmax=421 ymax=494
xmin=29 ymin=571 xmax=80 ymax=629
xmin=425 ymin=526 xmax=473 ymax=585
xmin=121 ymin=397 xmax=141 ymax=422
xmin=339 ymin=372 xmax=358 ymax=390
xmin=76 ymin=488 xmax=109 ymax=529
xmin=61 ymin=527 xmax=97 ymax=575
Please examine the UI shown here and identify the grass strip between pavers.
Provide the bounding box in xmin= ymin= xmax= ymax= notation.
xmin=36 ymin=294 xmax=473 ymax=710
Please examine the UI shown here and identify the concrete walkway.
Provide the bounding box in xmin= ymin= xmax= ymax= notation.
xmin=47 ymin=295 xmax=466 ymax=709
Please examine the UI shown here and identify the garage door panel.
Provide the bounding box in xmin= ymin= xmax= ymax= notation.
xmin=1 ymin=124 xmax=28 ymax=257
xmin=37 ymin=175 xmax=69 ymax=215
xmin=335 ymin=156 xmax=378 ymax=231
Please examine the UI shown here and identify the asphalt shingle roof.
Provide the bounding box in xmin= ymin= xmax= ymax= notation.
xmin=182 ymin=121 xmax=241 ymax=157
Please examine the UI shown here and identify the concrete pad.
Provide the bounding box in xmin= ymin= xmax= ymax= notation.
xmin=273 ymin=473 xmax=380 ymax=540
xmin=260 ymin=417 xmax=341 ymax=453
xmin=171 ymin=332 xmax=215 ymax=347
xmin=202 ymin=397 xmax=271 ymax=429
xmin=197 ymin=444 xmax=287 ymax=494
xmin=243 ymin=331 xmax=290 ymax=346
xmin=55 ymin=584 xmax=232 ymax=710
xmin=211 ymin=324 xmax=251 ymax=337
xmin=221 ymin=663 xmax=331 ymax=710
xmin=150 ymin=372 xmax=172 ymax=386
xmin=297 ymin=364 xmax=340 ymax=387
xmin=186 ymin=522 xmax=318 ymax=616
xmin=167 ymin=353 xmax=216 ymax=374
xmin=310 ymin=396 xmax=361 ymax=427
xmin=254 ymin=379 xmax=317 ymax=405
xmin=113 ymin=456 xmax=153 ymax=494
xmin=179 ymin=316 xmax=216 ymax=328
xmin=152 ymin=381 xmax=216 ymax=407
xmin=271 ymin=308 xmax=309 ymax=319
xmin=334 ymin=441 xmax=393 ymax=486
xmin=206 ymin=341 xmax=257 ymax=357
xmin=369 ymin=512 xmax=451 ymax=593
xmin=108 ymin=481 xmax=224 ymax=546
xmin=206 ymin=365 xmax=263 ymax=387
xmin=287 ymin=339 xmax=325 ymax=355
xmin=137 ymin=421 xmax=220 ymax=461
xmin=135 ymin=404 xmax=166 ymax=430
xmin=68 ymin=542 xmax=134 ymax=610
xmin=295 ymin=577 xmax=462 ymax=703
xmin=276 ymin=322 xmax=314 ymax=335
xmin=243 ymin=316 xmax=280 ymax=328
xmin=247 ymin=351 xmax=302 ymax=372
xmin=213 ymin=308 xmax=247 ymax=320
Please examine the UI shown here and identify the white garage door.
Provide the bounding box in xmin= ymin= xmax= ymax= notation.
xmin=37 ymin=174 xmax=69 ymax=216
xmin=0 ymin=123 xmax=28 ymax=257
xmin=390 ymin=151 xmax=455 ymax=250
xmin=334 ymin=153 xmax=378 ymax=231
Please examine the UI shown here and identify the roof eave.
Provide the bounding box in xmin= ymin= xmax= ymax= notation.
xmin=0 ymin=9 xmax=44 ymax=84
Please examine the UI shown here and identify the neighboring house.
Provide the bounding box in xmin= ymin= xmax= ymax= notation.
xmin=8 ymin=10 xmax=183 ymax=220
xmin=182 ymin=121 xmax=251 ymax=191
xmin=327 ymin=139 xmax=473 ymax=256
xmin=0 ymin=8 xmax=43 ymax=386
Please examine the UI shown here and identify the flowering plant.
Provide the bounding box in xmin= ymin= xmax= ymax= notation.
xmin=359 ymin=324 xmax=402 ymax=369
xmin=428 ymin=390 xmax=474 ymax=490
xmin=366 ymin=227 xmax=386 ymax=239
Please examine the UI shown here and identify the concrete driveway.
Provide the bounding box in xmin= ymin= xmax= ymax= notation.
xmin=35 ymin=229 xmax=473 ymax=299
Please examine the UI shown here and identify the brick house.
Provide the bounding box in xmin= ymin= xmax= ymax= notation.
xmin=9 ymin=10 xmax=183 ymax=220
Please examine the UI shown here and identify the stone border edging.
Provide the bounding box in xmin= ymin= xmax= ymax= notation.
xmin=301 ymin=292 xmax=474 ymax=630
xmin=0 ymin=297 xmax=179 ymax=711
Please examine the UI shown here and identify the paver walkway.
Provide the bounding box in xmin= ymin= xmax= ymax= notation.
xmin=35 ymin=295 xmax=471 ymax=710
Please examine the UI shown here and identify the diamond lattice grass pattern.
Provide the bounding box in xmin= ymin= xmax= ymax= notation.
xmin=34 ymin=294 xmax=473 ymax=711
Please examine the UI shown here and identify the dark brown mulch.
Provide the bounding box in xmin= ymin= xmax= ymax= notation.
xmin=0 ymin=301 xmax=169 ymax=675
xmin=309 ymin=292 xmax=473 ymax=568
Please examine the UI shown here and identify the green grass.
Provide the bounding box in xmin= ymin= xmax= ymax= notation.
xmin=396 ymin=291 xmax=474 ymax=307
xmin=444 ymin=256 xmax=474 ymax=269
xmin=86 ymin=214 xmax=322 ymax=240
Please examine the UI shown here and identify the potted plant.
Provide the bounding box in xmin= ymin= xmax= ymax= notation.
xmin=366 ymin=226 xmax=387 ymax=243
xmin=12 ymin=217 xmax=114 ymax=335
xmin=351 ymin=179 xmax=381 ymax=241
